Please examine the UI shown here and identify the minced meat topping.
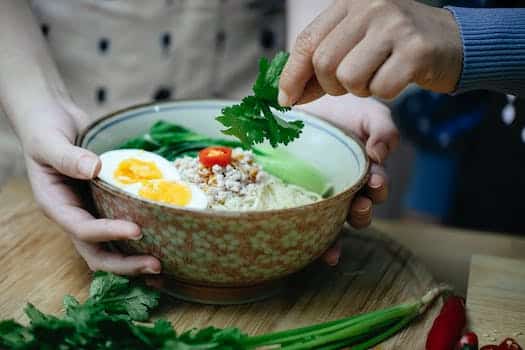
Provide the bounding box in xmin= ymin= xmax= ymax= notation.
xmin=174 ymin=148 xmax=268 ymax=209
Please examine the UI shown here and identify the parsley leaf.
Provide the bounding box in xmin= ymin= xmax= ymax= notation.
xmin=216 ymin=97 xmax=267 ymax=147
xmin=252 ymin=52 xmax=289 ymax=104
xmin=0 ymin=320 xmax=34 ymax=348
xmin=87 ymin=271 xmax=160 ymax=321
xmin=216 ymin=51 xmax=304 ymax=148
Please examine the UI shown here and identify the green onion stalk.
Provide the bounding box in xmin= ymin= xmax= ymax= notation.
xmin=241 ymin=285 xmax=451 ymax=350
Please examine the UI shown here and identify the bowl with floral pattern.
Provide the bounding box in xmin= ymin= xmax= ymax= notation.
xmin=77 ymin=100 xmax=370 ymax=304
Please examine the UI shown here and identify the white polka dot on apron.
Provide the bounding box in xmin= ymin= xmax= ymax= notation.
xmin=521 ymin=127 xmax=525 ymax=143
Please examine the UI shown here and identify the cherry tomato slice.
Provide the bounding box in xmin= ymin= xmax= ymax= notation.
xmin=480 ymin=338 xmax=523 ymax=350
xmin=199 ymin=146 xmax=232 ymax=168
xmin=499 ymin=338 xmax=523 ymax=350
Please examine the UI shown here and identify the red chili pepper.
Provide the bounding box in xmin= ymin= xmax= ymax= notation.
xmin=457 ymin=332 xmax=479 ymax=350
xmin=198 ymin=146 xmax=232 ymax=168
xmin=426 ymin=295 xmax=466 ymax=350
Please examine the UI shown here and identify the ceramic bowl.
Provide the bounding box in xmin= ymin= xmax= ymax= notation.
xmin=77 ymin=100 xmax=370 ymax=304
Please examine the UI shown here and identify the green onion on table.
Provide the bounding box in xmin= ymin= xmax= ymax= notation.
xmin=0 ymin=272 xmax=451 ymax=350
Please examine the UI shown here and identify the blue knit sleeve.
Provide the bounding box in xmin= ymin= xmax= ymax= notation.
xmin=445 ymin=6 xmax=525 ymax=97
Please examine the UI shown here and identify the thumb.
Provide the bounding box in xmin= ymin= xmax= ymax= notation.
xmin=33 ymin=133 xmax=101 ymax=180
xmin=363 ymin=107 xmax=399 ymax=164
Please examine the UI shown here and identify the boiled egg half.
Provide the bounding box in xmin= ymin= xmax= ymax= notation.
xmin=98 ymin=149 xmax=207 ymax=209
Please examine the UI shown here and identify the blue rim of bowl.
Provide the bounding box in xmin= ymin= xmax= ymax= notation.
xmin=76 ymin=99 xmax=371 ymax=217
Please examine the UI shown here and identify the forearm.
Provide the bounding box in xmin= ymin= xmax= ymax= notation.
xmin=446 ymin=6 xmax=525 ymax=97
xmin=0 ymin=0 xmax=71 ymax=142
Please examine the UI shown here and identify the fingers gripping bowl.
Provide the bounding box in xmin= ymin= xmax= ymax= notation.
xmin=77 ymin=100 xmax=370 ymax=304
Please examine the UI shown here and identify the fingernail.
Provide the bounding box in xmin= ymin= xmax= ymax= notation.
xmin=78 ymin=154 xmax=98 ymax=178
xmin=327 ymin=254 xmax=340 ymax=266
xmin=356 ymin=203 xmax=372 ymax=214
xmin=278 ymin=90 xmax=291 ymax=106
xmin=369 ymin=174 xmax=382 ymax=189
xmin=130 ymin=233 xmax=143 ymax=241
xmin=142 ymin=266 xmax=161 ymax=274
xmin=357 ymin=207 xmax=371 ymax=215
xmin=371 ymin=142 xmax=388 ymax=164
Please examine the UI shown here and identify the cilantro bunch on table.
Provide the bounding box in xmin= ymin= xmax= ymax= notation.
xmin=0 ymin=272 xmax=244 ymax=350
xmin=216 ymin=51 xmax=304 ymax=148
xmin=0 ymin=272 xmax=449 ymax=350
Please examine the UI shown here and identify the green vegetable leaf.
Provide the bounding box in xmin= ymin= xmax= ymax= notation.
xmin=119 ymin=135 xmax=160 ymax=151
xmin=24 ymin=304 xmax=57 ymax=326
xmin=0 ymin=320 xmax=33 ymax=348
xmin=87 ymin=271 xmax=160 ymax=321
xmin=24 ymin=304 xmax=78 ymax=348
xmin=176 ymin=327 xmax=246 ymax=350
xmin=89 ymin=270 xmax=129 ymax=299
xmin=216 ymin=97 xmax=267 ymax=148
xmin=62 ymin=295 xmax=80 ymax=314
xmin=131 ymin=320 xmax=177 ymax=347
xmin=217 ymin=96 xmax=303 ymax=148
xmin=120 ymin=121 xmax=243 ymax=160
xmin=260 ymin=104 xmax=304 ymax=148
xmin=253 ymin=145 xmax=332 ymax=196
xmin=101 ymin=286 xmax=159 ymax=322
xmin=216 ymin=51 xmax=303 ymax=148
xmin=150 ymin=122 xmax=209 ymax=145
xmin=253 ymin=51 xmax=289 ymax=104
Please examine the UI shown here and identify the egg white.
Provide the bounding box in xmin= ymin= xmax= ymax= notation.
xmin=181 ymin=182 xmax=208 ymax=209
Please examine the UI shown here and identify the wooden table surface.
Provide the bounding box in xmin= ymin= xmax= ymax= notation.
xmin=1 ymin=177 xmax=525 ymax=348
xmin=373 ymin=221 xmax=525 ymax=295
xmin=467 ymin=255 xmax=525 ymax=345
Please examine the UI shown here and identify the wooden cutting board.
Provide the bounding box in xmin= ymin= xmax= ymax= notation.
xmin=467 ymin=255 xmax=525 ymax=345
xmin=0 ymin=178 xmax=443 ymax=349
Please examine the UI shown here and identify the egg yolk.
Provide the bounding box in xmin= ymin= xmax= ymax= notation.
xmin=114 ymin=158 xmax=162 ymax=184
xmin=138 ymin=180 xmax=192 ymax=206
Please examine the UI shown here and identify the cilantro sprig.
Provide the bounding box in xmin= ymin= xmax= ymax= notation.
xmin=216 ymin=51 xmax=304 ymax=148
